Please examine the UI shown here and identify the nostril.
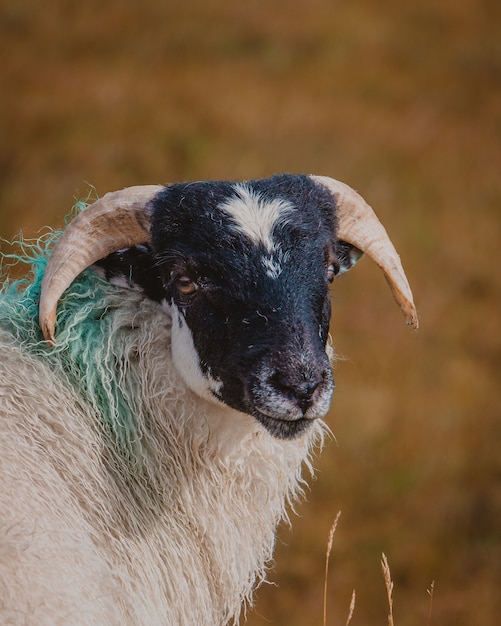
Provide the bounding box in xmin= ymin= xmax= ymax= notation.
xmin=270 ymin=371 xmax=324 ymax=412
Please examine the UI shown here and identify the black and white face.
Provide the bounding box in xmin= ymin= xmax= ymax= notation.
xmin=98 ymin=174 xmax=361 ymax=439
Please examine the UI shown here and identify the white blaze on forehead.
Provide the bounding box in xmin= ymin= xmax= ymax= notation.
xmin=262 ymin=255 xmax=282 ymax=279
xmin=261 ymin=247 xmax=290 ymax=279
xmin=219 ymin=184 xmax=295 ymax=253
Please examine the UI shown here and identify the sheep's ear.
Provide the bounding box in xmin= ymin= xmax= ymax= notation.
xmin=93 ymin=245 xmax=166 ymax=302
xmin=335 ymin=240 xmax=364 ymax=275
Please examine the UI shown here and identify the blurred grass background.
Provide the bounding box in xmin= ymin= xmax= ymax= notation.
xmin=1 ymin=0 xmax=500 ymax=624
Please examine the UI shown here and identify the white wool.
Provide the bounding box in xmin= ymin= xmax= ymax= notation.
xmin=0 ymin=291 xmax=325 ymax=625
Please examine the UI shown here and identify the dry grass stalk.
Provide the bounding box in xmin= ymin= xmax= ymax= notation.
xmin=345 ymin=589 xmax=356 ymax=626
xmin=323 ymin=511 xmax=342 ymax=626
xmin=381 ymin=552 xmax=395 ymax=626
xmin=427 ymin=580 xmax=435 ymax=626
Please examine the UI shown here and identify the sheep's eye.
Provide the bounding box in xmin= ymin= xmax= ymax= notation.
xmin=327 ymin=263 xmax=338 ymax=284
xmin=176 ymin=276 xmax=198 ymax=296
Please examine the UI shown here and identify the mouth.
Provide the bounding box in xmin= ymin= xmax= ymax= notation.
xmin=251 ymin=410 xmax=315 ymax=439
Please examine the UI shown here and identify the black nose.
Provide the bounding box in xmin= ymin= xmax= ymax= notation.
xmin=271 ymin=371 xmax=324 ymax=413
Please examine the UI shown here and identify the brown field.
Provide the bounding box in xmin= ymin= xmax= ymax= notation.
xmin=1 ymin=0 xmax=500 ymax=624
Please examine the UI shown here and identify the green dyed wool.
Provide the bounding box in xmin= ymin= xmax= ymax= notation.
xmin=0 ymin=231 xmax=153 ymax=456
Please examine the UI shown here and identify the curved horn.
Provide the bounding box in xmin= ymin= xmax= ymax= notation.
xmin=39 ymin=185 xmax=164 ymax=343
xmin=311 ymin=175 xmax=418 ymax=329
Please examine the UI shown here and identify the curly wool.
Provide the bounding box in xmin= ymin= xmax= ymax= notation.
xmin=0 ymin=233 xmax=326 ymax=625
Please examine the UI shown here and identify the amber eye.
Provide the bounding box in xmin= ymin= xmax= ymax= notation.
xmin=176 ymin=276 xmax=198 ymax=296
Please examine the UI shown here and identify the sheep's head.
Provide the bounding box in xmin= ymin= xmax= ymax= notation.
xmin=39 ymin=174 xmax=418 ymax=439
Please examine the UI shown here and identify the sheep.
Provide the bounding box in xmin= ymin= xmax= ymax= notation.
xmin=0 ymin=174 xmax=417 ymax=625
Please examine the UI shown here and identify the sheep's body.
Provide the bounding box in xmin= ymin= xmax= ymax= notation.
xmin=0 ymin=174 xmax=417 ymax=625
xmin=0 ymin=250 xmax=322 ymax=625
